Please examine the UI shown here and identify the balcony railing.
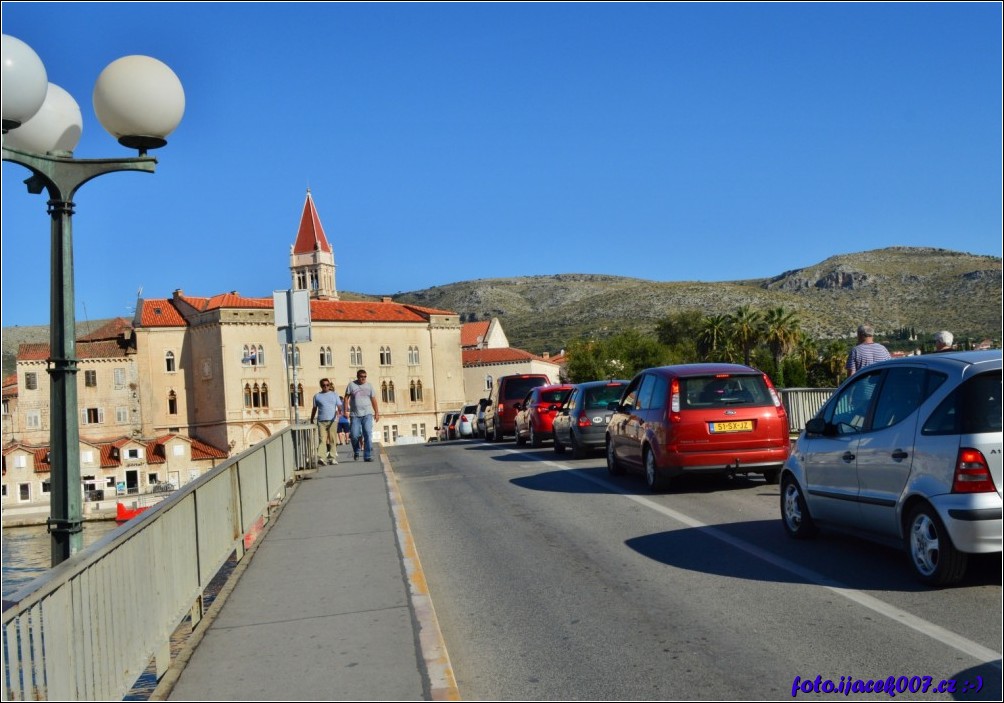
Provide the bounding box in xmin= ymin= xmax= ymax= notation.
xmin=2 ymin=424 xmax=317 ymax=700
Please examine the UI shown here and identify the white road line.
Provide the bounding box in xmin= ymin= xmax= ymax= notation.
xmin=508 ymin=449 xmax=1003 ymax=668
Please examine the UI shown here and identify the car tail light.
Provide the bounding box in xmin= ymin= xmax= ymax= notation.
xmin=460 ymin=414 xmax=468 ymax=422
xmin=952 ymin=448 xmax=996 ymax=493
xmin=498 ymin=403 xmax=505 ymax=413
xmin=577 ymin=416 xmax=592 ymax=428
xmin=669 ymin=378 xmax=681 ymax=421
xmin=761 ymin=373 xmax=784 ymax=409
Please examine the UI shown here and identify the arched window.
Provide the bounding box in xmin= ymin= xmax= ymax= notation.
xmin=319 ymin=347 xmax=326 ymax=366
xmin=261 ymin=383 xmax=269 ymax=408
xmin=245 ymin=384 xmax=253 ymax=408
xmin=168 ymin=390 xmax=178 ymax=415
xmin=408 ymin=346 xmax=419 ymax=365
xmin=165 ymin=351 xmax=176 ymax=372
xmin=242 ymin=345 xmax=251 ymax=365
xmin=381 ymin=381 xmax=389 ymax=403
xmin=297 ymin=383 xmax=305 ymax=407
xmin=289 ymin=383 xmax=297 ymax=406
xmin=485 ymin=374 xmax=494 ymax=391
xmin=294 ymin=345 xmax=301 ymax=367
xmin=387 ymin=381 xmax=395 ymax=403
xmin=286 ymin=346 xmax=293 ymax=368
xmin=380 ymin=346 xmax=392 ymax=365
xmin=350 ymin=346 xmax=362 ymax=366
xmin=252 ymin=383 xmax=261 ymax=408
xmin=416 ymin=380 xmax=423 ymax=401
xmin=323 ymin=346 xmax=332 ymax=366
xmin=410 ymin=380 xmax=417 ymax=402
xmin=257 ymin=344 xmax=265 ymax=366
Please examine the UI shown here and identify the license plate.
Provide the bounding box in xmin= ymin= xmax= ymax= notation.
xmin=710 ymin=420 xmax=753 ymax=433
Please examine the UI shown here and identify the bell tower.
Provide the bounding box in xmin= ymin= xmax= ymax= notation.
xmin=289 ymin=189 xmax=338 ymax=299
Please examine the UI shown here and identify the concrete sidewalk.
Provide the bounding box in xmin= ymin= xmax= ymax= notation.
xmin=161 ymin=444 xmax=456 ymax=701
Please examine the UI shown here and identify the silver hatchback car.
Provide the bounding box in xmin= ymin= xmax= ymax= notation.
xmin=781 ymin=350 xmax=1001 ymax=586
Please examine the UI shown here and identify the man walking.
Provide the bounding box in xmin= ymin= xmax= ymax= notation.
xmin=344 ymin=369 xmax=380 ymax=462
xmin=845 ymin=324 xmax=891 ymax=376
xmin=310 ymin=378 xmax=343 ymax=465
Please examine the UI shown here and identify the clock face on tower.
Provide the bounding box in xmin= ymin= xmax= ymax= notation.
xmin=201 ymin=358 xmax=212 ymax=380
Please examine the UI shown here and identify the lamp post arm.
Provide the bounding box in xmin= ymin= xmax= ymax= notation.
xmin=2 ymin=144 xmax=158 ymax=566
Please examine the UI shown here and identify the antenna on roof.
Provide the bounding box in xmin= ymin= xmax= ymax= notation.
xmin=80 ymin=301 xmax=91 ymax=335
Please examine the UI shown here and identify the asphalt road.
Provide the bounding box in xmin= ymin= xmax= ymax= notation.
xmin=386 ymin=439 xmax=1002 ymax=701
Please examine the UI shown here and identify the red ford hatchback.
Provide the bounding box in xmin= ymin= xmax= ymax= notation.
xmin=514 ymin=384 xmax=574 ymax=447
xmin=606 ymin=364 xmax=790 ymax=490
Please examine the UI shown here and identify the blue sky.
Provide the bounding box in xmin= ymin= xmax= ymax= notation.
xmin=2 ymin=2 xmax=1001 ymax=328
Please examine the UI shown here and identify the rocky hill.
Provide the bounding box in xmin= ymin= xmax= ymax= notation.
xmin=4 ymin=248 xmax=1000 ymax=373
xmin=393 ymin=247 xmax=1002 ymax=352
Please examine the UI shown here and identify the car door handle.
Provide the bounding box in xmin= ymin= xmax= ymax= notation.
xmin=891 ymin=450 xmax=909 ymax=461
xmin=842 ymin=452 xmax=855 ymax=462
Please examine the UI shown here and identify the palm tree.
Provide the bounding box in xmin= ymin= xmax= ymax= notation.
xmin=729 ymin=305 xmax=762 ymax=366
xmin=764 ymin=307 xmax=801 ymax=371
xmin=699 ymin=314 xmax=730 ymax=361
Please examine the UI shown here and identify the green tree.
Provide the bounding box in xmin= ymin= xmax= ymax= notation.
xmin=564 ymin=339 xmax=613 ymax=383
xmin=606 ymin=329 xmax=669 ymax=378
xmin=728 ymin=305 xmax=762 ymax=366
xmin=763 ymin=306 xmax=801 ymax=386
xmin=699 ymin=313 xmax=730 ymax=361
xmin=655 ymin=310 xmax=702 ymax=363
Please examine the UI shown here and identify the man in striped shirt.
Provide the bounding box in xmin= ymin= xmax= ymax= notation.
xmin=846 ymin=324 xmax=891 ymax=376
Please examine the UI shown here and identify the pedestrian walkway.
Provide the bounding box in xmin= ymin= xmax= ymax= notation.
xmin=160 ymin=444 xmax=456 ymax=701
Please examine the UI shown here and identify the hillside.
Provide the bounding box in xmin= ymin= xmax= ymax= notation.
xmin=4 ymin=247 xmax=1000 ymax=373
xmin=393 ymin=247 xmax=1002 ymax=352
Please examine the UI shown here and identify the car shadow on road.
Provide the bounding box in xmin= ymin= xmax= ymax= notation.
xmin=625 ymin=519 xmax=1002 ymax=593
xmin=510 ymin=464 xmax=772 ymax=496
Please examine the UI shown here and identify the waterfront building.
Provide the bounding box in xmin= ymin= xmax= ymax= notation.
xmin=2 ymin=191 xmax=466 ymax=515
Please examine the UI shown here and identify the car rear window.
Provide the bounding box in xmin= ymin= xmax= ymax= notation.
xmin=681 ymin=374 xmax=771 ymax=409
xmin=539 ymin=389 xmax=570 ymax=404
xmin=922 ymin=370 xmax=1002 ymax=435
xmin=584 ymin=383 xmax=626 ymax=408
xmin=502 ymin=377 xmax=548 ymax=400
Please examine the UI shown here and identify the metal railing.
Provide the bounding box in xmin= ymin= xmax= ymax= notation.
xmin=2 ymin=424 xmax=317 ymax=701
xmin=779 ymin=387 xmax=836 ymax=434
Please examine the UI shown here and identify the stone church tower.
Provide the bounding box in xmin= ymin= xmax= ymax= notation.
xmin=289 ymin=189 xmax=338 ymax=299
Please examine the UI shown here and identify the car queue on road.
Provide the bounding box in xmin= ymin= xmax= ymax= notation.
xmin=433 ymin=355 xmax=1003 ymax=587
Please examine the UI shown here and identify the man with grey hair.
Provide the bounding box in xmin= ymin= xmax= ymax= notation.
xmin=933 ymin=330 xmax=954 ymax=352
xmin=846 ymin=324 xmax=891 ymax=375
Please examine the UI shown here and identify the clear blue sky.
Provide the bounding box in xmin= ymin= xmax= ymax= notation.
xmin=3 ymin=2 xmax=1001 ymax=328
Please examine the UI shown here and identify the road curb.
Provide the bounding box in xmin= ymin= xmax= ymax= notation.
xmin=382 ymin=450 xmax=461 ymax=701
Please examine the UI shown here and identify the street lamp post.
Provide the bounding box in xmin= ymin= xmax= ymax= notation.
xmin=2 ymin=35 xmax=185 ymax=566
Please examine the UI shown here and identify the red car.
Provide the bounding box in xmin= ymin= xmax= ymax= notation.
xmin=606 ymin=364 xmax=789 ymax=490
xmin=514 ymin=384 xmax=575 ymax=447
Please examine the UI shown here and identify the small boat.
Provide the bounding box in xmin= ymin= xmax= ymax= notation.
xmin=115 ymin=492 xmax=170 ymax=523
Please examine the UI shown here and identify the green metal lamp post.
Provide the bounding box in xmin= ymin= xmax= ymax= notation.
xmin=2 ymin=35 xmax=185 ymax=566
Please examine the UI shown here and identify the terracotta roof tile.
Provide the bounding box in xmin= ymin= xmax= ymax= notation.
xmin=78 ymin=317 xmax=132 ymax=342
xmin=311 ymin=300 xmax=431 ymax=323
xmin=138 ymin=299 xmax=188 ymax=327
xmin=461 ymin=321 xmax=491 ymax=347
xmin=462 ymin=347 xmax=548 ymax=365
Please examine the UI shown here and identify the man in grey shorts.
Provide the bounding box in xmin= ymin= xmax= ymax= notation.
xmin=310 ymin=378 xmax=343 ymax=465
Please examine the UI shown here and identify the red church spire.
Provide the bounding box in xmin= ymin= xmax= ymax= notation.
xmin=292 ymin=189 xmax=332 ymax=254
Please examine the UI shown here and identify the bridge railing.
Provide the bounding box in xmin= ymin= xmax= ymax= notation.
xmin=2 ymin=424 xmax=317 ymax=701
xmin=779 ymin=387 xmax=836 ymax=435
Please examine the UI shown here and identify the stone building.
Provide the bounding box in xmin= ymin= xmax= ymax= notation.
xmin=2 ymin=191 xmax=467 ymax=514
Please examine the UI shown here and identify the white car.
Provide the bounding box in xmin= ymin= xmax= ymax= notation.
xmin=781 ymin=350 xmax=1002 ymax=586
xmin=457 ymin=404 xmax=479 ymax=438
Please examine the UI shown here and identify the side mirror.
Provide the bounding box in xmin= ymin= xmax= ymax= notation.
xmin=805 ymin=418 xmax=829 ymax=436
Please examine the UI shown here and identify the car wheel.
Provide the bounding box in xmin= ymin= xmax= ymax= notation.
xmin=644 ymin=447 xmax=667 ymax=492
xmin=553 ymin=432 xmax=566 ymax=454
xmin=530 ymin=423 xmax=542 ymax=448
xmin=780 ymin=475 xmax=817 ymax=539
xmin=763 ymin=469 xmax=780 ymax=485
xmin=906 ymin=504 xmax=968 ymax=586
xmin=570 ymin=433 xmax=586 ymax=460
xmin=491 ymin=419 xmax=503 ymax=443
xmin=606 ymin=439 xmax=625 ymax=476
